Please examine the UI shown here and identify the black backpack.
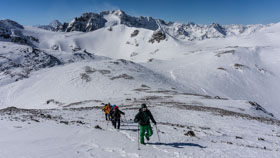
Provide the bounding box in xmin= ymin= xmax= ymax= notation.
xmin=112 ymin=109 xmax=121 ymax=119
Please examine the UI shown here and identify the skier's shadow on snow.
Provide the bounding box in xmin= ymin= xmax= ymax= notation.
xmin=121 ymin=124 xmax=138 ymax=127
xmin=147 ymin=142 xmax=207 ymax=149
xmin=120 ymin=128 xmax=139 ymax=132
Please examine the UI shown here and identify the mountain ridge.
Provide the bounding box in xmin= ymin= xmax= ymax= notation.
xmin=35 ymin=9 xmax=271 ymax=41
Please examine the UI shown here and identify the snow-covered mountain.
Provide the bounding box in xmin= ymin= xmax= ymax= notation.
xmin=37 ymin=20 xmax=62 ymax=31
xmin=1 ymin=10 xmax=280 ymax=158
xmin=37 ymin=10 xmax=267 ymax=41
xmin=0 ymin=19 xmax=39 ymax=45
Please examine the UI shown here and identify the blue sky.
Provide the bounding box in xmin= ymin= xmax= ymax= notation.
xmin=0 ymin=0 xmax=280 ymax=25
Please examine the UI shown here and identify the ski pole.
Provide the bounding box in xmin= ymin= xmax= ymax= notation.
xmin=106 ymin=120 xmax=109 ymax=130
xmin=124 ymin=115 xmax=127 ymax=122
xmin=138 ymin=123 xmax=140 ymax=150
xmin=124 ymin=115 xmax=130 ymax=130
xmin=155 ymin=125 xmax=161 ymax=143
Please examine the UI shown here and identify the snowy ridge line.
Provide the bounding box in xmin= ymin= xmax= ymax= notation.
xmin=0 ymin=107 xmax=89 ymax=126
xmin=122 ymin=103 xmax=280 ymax=126
xmin=133 ymin=88 xmax=228 ymax=100
xmin=2 ymin=105 xmax=278 ymax=128
xmin=172 ymin=103 xmax=279 ymax=125
xmin=33 ymin=9 xmax=273 ymax=41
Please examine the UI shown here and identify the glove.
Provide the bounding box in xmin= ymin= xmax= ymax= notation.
xmin=154 ymin=122 xmax=157 ymax=125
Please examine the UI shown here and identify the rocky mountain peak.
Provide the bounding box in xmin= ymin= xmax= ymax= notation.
xmin=34 ymin=10 xmax=267 ymax=41
xmin=49 ymin=20 xmax=62 ymax=28
xmin=0 ymin=19 xmax=24 ymax=30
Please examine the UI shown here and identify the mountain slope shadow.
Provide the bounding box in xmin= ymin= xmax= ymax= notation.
xmin=147 ymin=142 xmax=207 ymax=149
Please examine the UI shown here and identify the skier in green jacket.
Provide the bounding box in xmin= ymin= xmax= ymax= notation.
xmin=134 ymin=103 xmax=157 ymax=145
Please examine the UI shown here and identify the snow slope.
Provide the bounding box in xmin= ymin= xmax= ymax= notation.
xmin=0 ymin=98 xmax=279 ymax=158
xmin=0 ymin=57 xmax=191 ymax=109
xmin=13 ymin=21 xmax=280 ymax=118
xmin=1 ymin=11 xmax=280 ymax=158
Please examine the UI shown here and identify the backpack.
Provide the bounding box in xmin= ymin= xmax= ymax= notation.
xmin=112 ymin=109 xmax=121 ymax=119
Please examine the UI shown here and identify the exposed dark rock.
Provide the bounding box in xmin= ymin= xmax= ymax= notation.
xmin=98 ymin=70 xmax=111 ymax=74
xmin=110 ymin=61 xmax=120 ymax=65
xmin=214 ymin=96 xmax=221 ymax=99
xmin=73 ymin=51 xmax=95 ymax=60
xmin=27 ymin=36 xmax=39 ymax=42
xmin=141 ymin=84 xmax=150 ymax=88
xmin=80 ymin=73 xmax=91 ymax=82
xmin=184 ymin=131 xmax=196 ymax=137
xmin=72 ymin=47 xmax=81 ymax=52
xmin=234 ymin=63 xmax=249 ymax=70
xmin=75 ymin=120 xmax=85 ymax=125
xmin=215 ymin=50 xmax=235 ymax=57
xmin=217 ymin=67 xmax=227 ymax=71
xmin=248 ymin=101 xmax=274 ymax=117
xmin=31 ymin=118 xmax=40 ymax=122
xmin=107 ymin=27 xmax=113 ymax=31
xmin=46 ymin=99 xmax=63 ymax=106
xmin=131 ymin=30 xmax=139 ymax=37
xmin=130 ymin=52 xmax=138 ymax=57
xmin=210 ymin=23 xmax=227 ymax=36
xmin=110 ymin=74 xmax=134 ymax=80
xmin=66 ymin=13 xmax=107 ymax=32
xmin=84 ymin=66 xmax=96 ymax=74
xmin=94 ymin=125 xmax=102 ymax=129
xmin=51 ymin=44 xmax=59 ymax=50
xmin=214 ymin=96 xmax=228 ymax=100
xmin=199 ymin=126 xmax=211 ymax=130
xmin=149 ymin=30 xmax=166 ymax=43
xmin=258 ymin=138 xmax=265 ymax=141
xmin=150 ymin=49 xmax=159 ymax=55
xmin=60 ymin=121 xmax=69 ymax=125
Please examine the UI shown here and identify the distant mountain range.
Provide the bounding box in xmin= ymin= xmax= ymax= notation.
xmin=36 ymin=10 xmax=268 ymax=41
